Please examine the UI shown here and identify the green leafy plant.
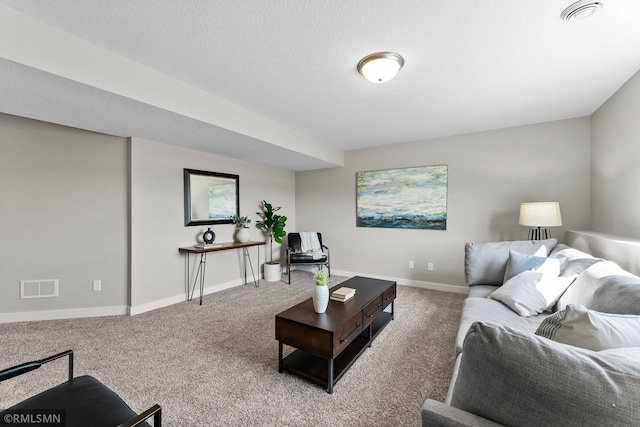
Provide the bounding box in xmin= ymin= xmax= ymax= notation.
xmin=314 ymin=270 xmax=329 ymax=287
xmin=231 ymin=215 xmax=251 ymax=228
xmin=255 ymin=200 xmax=287 ymax=263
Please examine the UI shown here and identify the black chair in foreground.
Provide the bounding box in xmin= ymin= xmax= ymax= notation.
xmin=286 ymin=232 xmax=330 ymax=284
xmin=0 ymin=350 xmax=161 ymax=427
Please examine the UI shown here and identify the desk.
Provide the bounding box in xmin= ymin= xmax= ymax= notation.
xmin=178 ymin=241 xmax=265 ymax=305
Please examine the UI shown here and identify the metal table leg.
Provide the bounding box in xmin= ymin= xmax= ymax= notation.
xmin=327 ymin=359 xmax=334 ymax=394
xmin=188 ymin=252 xmax=207 ymax=305
xmin=199 ymin=253 xmax=206 ymax=305
xmin=242 ymin=247 xmax=259 ymax=287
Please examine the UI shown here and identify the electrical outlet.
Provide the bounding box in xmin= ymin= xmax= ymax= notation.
xmin=408 ymin=260 xmax=414 ymax=269
xmin=428 ymin=263 xmax=434 ymax=271
xmin=92 ymin=280 xmax=102 ymax=291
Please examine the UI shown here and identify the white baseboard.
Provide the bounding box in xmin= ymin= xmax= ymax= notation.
xmin=1 ymin=273 xmax=464 ymax=323
xmin=129 ymin=278 xmax=245 ymax=315
xmin=332 ymin=269 xmax=468 ymax=294
xmin=0 ymin=305 xmax=128 ymax=324
xmin=1 ymin=279 xmax=247 ymax=322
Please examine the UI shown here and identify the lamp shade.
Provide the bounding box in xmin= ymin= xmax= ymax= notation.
xmin=519 ymin=202 xmax=562 ymax=227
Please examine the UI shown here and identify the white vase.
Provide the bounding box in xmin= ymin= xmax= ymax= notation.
xmin=313 ymin=285 xmax=329 ymax=313
xmin=264 ymin=262 xmax=281 ymax=282
xmin=236 ymin=227 xmax=250 ymax=243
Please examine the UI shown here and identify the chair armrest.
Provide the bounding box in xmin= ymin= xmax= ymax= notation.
xmin=121 ymin=403 xmax=162 ymax=427
xmin=322 ymin=245 xmax=330 ymax=259
xmin=0 ymin=350 xmax=73 ymax=382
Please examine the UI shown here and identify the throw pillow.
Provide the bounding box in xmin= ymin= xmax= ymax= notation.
xmin=556 ymin=261 xmax=640 ymax=314
xmin=464 ymin=238 xmax=557 ymax=286
xmin=489 ymin=271 xmax=573 ymax=317
xmin=535 ymin=304 xmax=640 ymax=351
xmin=503 ymin=250 xmax=561 ymax=282
xmin=599 ymin=347 xmax=640 ymax=364
xmin=451 ymin=322 xmax=640 ymax=427
xmin=549 ymin=244 xmax=602 ymax=277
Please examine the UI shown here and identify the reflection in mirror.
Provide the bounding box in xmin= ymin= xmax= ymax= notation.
xmin=184 ymin=169 xmax=239 ymax=226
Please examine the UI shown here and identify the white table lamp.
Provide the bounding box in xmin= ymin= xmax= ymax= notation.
xmin=519 ymin=202 xmax=562 ymax=240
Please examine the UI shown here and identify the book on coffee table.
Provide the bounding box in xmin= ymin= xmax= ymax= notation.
xmin=330 ymin=294 xmax=354 ymax=303
xmin=331 ymin=287 xmax=356 ymax=302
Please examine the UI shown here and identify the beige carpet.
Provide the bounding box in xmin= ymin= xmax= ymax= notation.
xmin=0 ymin=272 xmax=465 ymax=426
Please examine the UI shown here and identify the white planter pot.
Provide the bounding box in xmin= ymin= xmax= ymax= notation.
xmin=263 ymin=262 xmax=281 ymax=282
xmin=313 ymin=285 xmax=329 ymax=313
xmin=236 ymin=227 xmax=250 ymax=243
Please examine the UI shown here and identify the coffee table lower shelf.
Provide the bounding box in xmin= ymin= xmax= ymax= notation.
xmin=279 ymin=312 xmax=393 ymax=393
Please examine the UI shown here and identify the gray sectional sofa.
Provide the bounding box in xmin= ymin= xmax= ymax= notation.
xmin=422 ymin=239 xmax=640 ymax=427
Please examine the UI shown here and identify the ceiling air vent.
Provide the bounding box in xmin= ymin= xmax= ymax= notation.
xmin=561 ymin=1 xmax=603 ymax=21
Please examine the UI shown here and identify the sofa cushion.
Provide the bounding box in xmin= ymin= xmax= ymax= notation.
xmin=455 ymin=297 xmax=546 ymax=353
xmin=535 ymin=304 xmax=640 ymax=351
xmin=549 ymin=244 xmax=602 ymax=277
xmin=556 ymin=261 xmax=640 ymax=313
xmin=599 ymin=347 xmax=640 ymax=364
xmin=502 ymin=250 xmax=561 ymax=282
xmin=489 ymin=271 xmax=573 ymax=317
xmin=450 ymin=322 xmax=640 ymax=427
xmin=464 ymin=239 xmax=557 ymax=286
xmin=467 ymin=285 xmax=499 ymax=298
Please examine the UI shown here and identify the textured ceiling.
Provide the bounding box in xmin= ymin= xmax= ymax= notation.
xmin=1 ymin=1 xmax=640 ymax=171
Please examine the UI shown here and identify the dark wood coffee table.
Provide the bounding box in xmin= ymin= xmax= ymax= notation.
xmin=275 ymin=276 xmax=396 ymax=393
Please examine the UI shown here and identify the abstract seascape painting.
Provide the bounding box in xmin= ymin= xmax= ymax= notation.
xmin=208 ymin=183 xmax=236 ymax=219
xmin=356 ymin=165 xmax=448 ymax=230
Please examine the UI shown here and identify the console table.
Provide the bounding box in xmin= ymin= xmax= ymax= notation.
xmin=178 ymin=240 xmax=264 ymax=305
xmin=275 ymin=276 xmax=396 ymax=393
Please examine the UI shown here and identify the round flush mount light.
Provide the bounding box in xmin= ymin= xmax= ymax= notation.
xmin=357 ymin=52 xmax=404 ymax=84
xmin=561 ymin=0 xmax=603 ymax=21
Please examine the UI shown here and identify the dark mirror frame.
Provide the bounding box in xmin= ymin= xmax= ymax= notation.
xmin=183 ymin=168 xmax=240 ymax=226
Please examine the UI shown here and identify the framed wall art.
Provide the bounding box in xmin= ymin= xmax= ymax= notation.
xmin=356 ymin=165 xmax=448 ymax=230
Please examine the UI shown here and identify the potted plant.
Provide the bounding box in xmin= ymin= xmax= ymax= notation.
xmin=231 ymin=215 xmax=251 ymax=243
xmin=313 ymin=270 xmax=330 ymax=313
xmin=255 ymin=200 xmax=287 ymax=281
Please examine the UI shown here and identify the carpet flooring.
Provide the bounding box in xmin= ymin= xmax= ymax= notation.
xmin=0 ymin=271 xmax=465 ymax=426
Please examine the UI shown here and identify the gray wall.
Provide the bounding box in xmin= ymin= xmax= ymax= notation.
xmin=5 ymin=65 xmax=639 ymax=317
xmin=0 ymin=114 xmax=296 ymax=320
xmin=591 ymin=69 xmax=640 ymax=239
xmin=295 ymin=118 xmax=592 ymax=291
xmin=0 ymin=113 xmax=129 ymax=316
xmin=130 ymin=137 xmax=295 ymax=311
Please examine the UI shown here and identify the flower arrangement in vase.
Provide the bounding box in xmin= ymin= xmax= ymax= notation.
xmin=313 ymin=270 xmax=330 ymax=313
xmin=231 ymin=215 xmax=251 ymax=243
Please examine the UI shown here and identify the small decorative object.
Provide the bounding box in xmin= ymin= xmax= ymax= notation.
xmin=203 ymin=227 xmax=216 ymax=244
xmin=231 ymin=215 xmax=251 ymax=243
xmin=313 ymin=270 xmax=330 ymax=313
xmin=256 ymin=200 xmax=287 ymax=282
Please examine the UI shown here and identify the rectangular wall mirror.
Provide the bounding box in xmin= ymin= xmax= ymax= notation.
xmin=184 ymin=169 xmax=239 ymax=226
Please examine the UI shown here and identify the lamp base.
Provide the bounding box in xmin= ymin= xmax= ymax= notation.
xmin=528 ymin=227 xmax=551 ymax=240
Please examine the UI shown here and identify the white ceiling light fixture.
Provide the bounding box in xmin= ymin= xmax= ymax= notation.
xmin=561 ymin=0 xmax=603 ymax=21
xmin=357 ymin=52 xmax=404 ymax=84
